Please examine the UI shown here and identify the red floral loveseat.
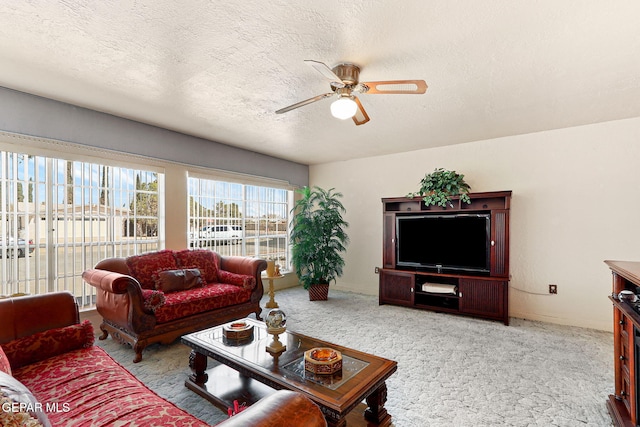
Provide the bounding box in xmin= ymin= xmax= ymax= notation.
xmin=0 ymin=292 xmax=327 ymax=427
xmin=82 ymin=249 xmax=267 ymax=362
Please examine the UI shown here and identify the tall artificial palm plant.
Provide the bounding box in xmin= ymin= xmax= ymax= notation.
xmin=290 ymin=186 xmax=349 ymax=300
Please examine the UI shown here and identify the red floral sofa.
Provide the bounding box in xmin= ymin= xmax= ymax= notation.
xmin=0 ymin=292 xmax=327 ymax=427
xmin=82 ymin=249 xmax=267 ymax=362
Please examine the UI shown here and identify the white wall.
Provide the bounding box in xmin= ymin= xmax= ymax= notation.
xmin=310 ymin=117 xmax=640 ymax=331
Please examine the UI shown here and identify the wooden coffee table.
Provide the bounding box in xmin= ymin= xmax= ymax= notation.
xmin=181 ymin=318 xmax=397 ymax=427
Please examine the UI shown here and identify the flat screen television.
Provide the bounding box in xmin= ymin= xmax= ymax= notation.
xmin=396 ymin=213 xmax=491 ymax=274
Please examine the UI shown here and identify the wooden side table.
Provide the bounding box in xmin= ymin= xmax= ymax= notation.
xmin=263 ymin=275 xmax=283 ymax=309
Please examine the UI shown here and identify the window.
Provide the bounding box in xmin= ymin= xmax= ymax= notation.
xmin=188 ymin=176 xmax=291 ymax=271
xmin=0 ymin=150 xmax=162 ymax=308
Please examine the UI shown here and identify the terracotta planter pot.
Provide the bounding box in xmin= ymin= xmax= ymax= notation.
xmin=308 ymin=283 xmax=329 ymax=301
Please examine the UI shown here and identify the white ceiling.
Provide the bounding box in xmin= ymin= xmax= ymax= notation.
xmin=1 ymin=1 xmax=639 ymax=165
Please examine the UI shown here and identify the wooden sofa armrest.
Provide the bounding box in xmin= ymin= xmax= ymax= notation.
xmin=217 ymin=390 xmax=327 ymax=427
xmin=0 ymin=292 xmax=79 ymax=344
xmin=82 ymin=269 xmax=155 ymax=334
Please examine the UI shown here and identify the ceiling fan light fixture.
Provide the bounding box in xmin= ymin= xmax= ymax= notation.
xmin=330 ymin=96 xmax=358 ymax=120
xmin=276 ymin=60 xmax=427 ymax=125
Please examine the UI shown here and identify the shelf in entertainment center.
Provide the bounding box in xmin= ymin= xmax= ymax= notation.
xmin=414 ymin=292 xmax=460 ymax=313
xmin=380 ymin=191 xmax=511 ymax=325
xmin=382 ymin=191 xmax=511 ymax=213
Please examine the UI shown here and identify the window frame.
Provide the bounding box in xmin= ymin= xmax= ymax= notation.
xmin=0 ymin=133 xmax=164 ymax=308
xmin=187 ymin=171 xmax=293 ymax=272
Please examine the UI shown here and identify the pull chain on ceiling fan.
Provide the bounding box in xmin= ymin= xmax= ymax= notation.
xmin=275 ymin=60 xmax=428 ymax=126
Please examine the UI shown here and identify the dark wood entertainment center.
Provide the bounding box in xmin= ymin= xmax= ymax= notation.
xmin=606 ymin=260 xmax=640 ymax=427
xmin=379 ymin=191 xmax=511 ymax=325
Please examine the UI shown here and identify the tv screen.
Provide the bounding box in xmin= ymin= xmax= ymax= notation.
xmin=396 ymin=213 xmax=490 ymax=273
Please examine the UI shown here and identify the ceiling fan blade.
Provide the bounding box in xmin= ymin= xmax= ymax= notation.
xmin=352 ymin=96 xmax=370 ymax=126
xmin=358 ymin=80 xmax=427 ymax=94
xmin=304 ymin=60 xmax=344 ymax=84
xmin=275 ymin=93 xmax=334 ymax=114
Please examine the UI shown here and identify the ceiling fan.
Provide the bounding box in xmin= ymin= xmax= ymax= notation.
xmin=275 ymin=60 xmax=427 ymax=126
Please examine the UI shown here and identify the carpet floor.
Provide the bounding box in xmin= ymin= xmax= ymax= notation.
xmin=96 ymin=287 xmax=614 ymax=426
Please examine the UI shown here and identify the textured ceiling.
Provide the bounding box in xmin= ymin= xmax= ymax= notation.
xmin=1 ymin=1 xmax=639 ymax=165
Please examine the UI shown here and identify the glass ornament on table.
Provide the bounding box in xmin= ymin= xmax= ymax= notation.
xmin=265 ymin=309 xmax=287 ymax=357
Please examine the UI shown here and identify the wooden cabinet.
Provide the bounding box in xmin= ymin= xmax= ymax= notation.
xmin=379 ymin=191 xmax=511 ymax=325
xmin=379 ymin=270 xmax=414 ymax=306
xmin=379 ymin=270 xmax=509 ymax=324
xmin=458 ymin=278 xmax=508 ymax=321
xmin=606 ymin=260 xmax=640 ymax=426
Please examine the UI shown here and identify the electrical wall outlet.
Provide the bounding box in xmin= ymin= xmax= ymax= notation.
xmin=549 ymin=284 xmax=558 ymax=294
xmin=374 ymin=267 xmax=380 ymax=274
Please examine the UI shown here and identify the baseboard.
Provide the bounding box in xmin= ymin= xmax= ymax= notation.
xmin=331 ymin=282 xmax=377 ymax=296
xmin=509 ymin=310 xmax=611 ymax=332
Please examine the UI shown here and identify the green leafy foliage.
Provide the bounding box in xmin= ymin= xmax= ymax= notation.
xmin=408 ymin=168 xmax=471 ymax=208
xmin=290 ymin=186 xmax=349 ymax=289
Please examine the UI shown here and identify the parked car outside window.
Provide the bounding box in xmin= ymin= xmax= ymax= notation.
xmin=0 ymin=236 xmax=35 ymax=257
xmin=198 ymin=225 xmax=242 ymax=245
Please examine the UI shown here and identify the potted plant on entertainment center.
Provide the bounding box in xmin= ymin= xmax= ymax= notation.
xmin=290 ymin=186 xmax=349 ymax=301
xmin=408 ymin=167 xmax=472 ymax=208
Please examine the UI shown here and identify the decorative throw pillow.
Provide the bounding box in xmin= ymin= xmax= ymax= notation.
xmin=154 ymin=268 xmax=203 ymax=293
xmin=125 ymin=250 xmax=178 ymax=289
xmin=141 ymin=289 xmax=166 ymax=312
xmin=1 ymin=320 xmax=94 ymax=370
xmin=0 ymin=371 xmax=50 ymax=427
xmin=175 ymin=249 xmax=219 ymax=283
xmin=218 ymin=270 xmax=256 ymax=290
xmin=0 ymin=345 xmax=11 ymax=375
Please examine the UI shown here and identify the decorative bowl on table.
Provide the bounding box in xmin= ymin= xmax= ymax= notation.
xmin=304 ymin=347 xmax=342 ymax=375
xmin=222 ymin=320 xmax=254 ymax=341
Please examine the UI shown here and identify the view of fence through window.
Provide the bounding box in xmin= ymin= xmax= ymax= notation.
xmin=0 ymin=150 xmax=161 ymax=308
xmin=188 ymin=176 xmax=290 ymax=271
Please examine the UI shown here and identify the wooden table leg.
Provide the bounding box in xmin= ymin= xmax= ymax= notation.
xmin=265 ymin=278 xmax=279 ymax=308
xmin=325 ymin=417 xmax=347 ymax=427
xmin=188 ymin=349 xmax=208 ymax=385
xmin=364 ymin=382 xmax=392 ymax=426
